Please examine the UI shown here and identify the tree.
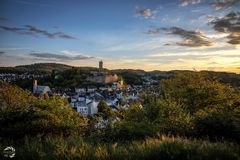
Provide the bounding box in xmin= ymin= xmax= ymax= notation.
xmin=97 ymin=100 xmax=113 ymax=118
xmin=0 ymin=82 xmax=87 ymax=139
xmin=160 ymin=72 xmax=240 ymax=140
xmin=161 ymin=72 xmax=240 ymax=113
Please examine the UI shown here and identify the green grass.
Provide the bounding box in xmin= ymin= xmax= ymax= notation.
xmin=0 ymin=135 xmax=239 ymax=160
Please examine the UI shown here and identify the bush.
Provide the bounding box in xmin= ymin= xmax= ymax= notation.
xmin=160 ymin=72 xmax=240 ymax=141
xmin=111 ymin=121 xmax=157 ymax=140
xmin=0 ymin=82 xmax=87 ymax=139
xmin=194 ymin=107 xmax=240 ymax=141
xmin=161 ymin=72 xmax=240 ymax=113
xmin=153 ymin=99 xmax=193 ymax=136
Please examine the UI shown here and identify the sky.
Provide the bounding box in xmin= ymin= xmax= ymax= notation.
xmin=0 ymin=0 xmax=239 ymax=73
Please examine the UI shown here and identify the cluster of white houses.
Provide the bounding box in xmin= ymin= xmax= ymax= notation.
xmin=33 ymin=80 xmax=140 ymax=116
xmin=32 ymin=61 xmax=160 ymax=116
xmin=67 ymin=85 xmax=133 ymax=116
xmin=32 ymin=61 xmax=138 ymax=116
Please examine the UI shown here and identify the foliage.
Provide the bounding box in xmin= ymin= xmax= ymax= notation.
xmin=160 ymin=72 xmax=240 ymax=140
xmin=161 ymin=72 xmax=239 ymax=113
xmin=203 ymin=71 xmax=240 ymax=89
xmin=97 ymin=100 xmax=114 ymax=117
xmin=110 ymin=72 xmax=240 ymax=141
xmin=0 ymin=82 xmax=87 ymax=139
xmin=193 ymin=106 xmax=240 ymax=141
xmin=116 ymin=72 xmax=144 ymax=85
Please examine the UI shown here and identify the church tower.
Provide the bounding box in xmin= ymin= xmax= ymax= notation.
xmin=33 ymin=80 xmax=38 ymax=93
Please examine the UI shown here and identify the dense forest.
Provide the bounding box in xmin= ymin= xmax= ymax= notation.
xmin=0 ymin=72 xmax=240 ymax=159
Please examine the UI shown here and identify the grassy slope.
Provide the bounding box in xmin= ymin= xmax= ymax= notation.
xmin=0 ymin=136 xmax=239 ymax=160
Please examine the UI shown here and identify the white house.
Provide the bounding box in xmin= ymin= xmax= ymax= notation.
xmin=71 ymin=97 xmax=99 ymax=116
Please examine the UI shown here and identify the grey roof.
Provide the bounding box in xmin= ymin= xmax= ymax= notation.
xmin=35 ymin=85 xmax=50 ymax=94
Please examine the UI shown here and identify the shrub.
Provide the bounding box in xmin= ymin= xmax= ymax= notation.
xmin=160 ymin=72 xmax=240 ymax=141
xmin=0 ymin=82 xmax=87 ymax=139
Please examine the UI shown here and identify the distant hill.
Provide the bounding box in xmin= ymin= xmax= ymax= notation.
xmin=112 ymin=69 xmax=146 ymax=75
xmin=0 ymin=63 xmax=110 ymax=74
xmin=16 ymin=63 xmax=73 ymax=73
xmin=0 ymin=63 xmax=73 ymax=74
xmin=0 ymin=63 xmax=239 ymax=88
xmin=111 ymin=69 xmax=191 ymax=75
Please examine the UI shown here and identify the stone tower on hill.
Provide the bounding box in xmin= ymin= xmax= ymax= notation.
xmin=99 ymin=60 xmax=103 ymax=71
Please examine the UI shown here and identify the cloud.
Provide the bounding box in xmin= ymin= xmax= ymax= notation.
xmin=180 ymin=0 xmax=239 ymax=9
xmin=0 ymin=25 xmax=77 ymax=39
xmin=211 ymin=0 xmax=240 ymax=10
xmin=55 ymin=31 xmax=77 ymax=39
xmin=25 ymin=25 xmax=54 ymax=38
xmin=180 ymin=0 xmax=202 ymax=6
xmin=220 ymin=53 xmax=240 ymax=57
xmin=135 ymin=8 xmax=155 ymax=19
xmin=148 ymin=27 xmax=213 ymax=47
xmin=0 ymin=51 xmax=5 ymax=56
xmin=146 ymin=28 xmax=162 ymax=35
xmin=168 ymin=27 xmax=213 ymax=47
xmin=227 ymin=32 xmax=240 ymax=44
xmin=210 ymin=11 xmax=240 ymax=45
xmin=29 ymin=52 xmax=93 ymax=61
xmin=0 ymin=26 xmax=26 ymax=33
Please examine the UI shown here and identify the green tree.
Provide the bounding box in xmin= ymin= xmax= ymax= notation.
xmin=97 ymin=100 xmax=113 ymax=117
xmin=161 ymin=72 xmax=239 ymax=113
xmin=0 ymin=82 xmax=87 ymax=139
xmin=161 ymin=72 xmax=240 ymax=140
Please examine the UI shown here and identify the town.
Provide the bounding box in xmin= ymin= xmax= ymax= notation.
xmin=0 ymin=61 xmax=160 ymax=118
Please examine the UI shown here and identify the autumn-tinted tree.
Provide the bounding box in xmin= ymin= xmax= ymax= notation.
xmin=97 ymin=100 xmax=113 ymax=118
xmin=0 ymin=82 xmax=87 ymax=139
xmin=161 ymin=72 xmax=240 ymax=140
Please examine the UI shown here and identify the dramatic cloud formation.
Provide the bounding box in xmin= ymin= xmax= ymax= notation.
xmin=180 ymin=0 xmax=202 ymax=6
xmin=211 ymin=0 xmax=240 ymax=10
xmin=169 ymin=28 xmax=213 ymax=47
xmin=135 ymin=8 xmax=154 ymax=18
xmin=210 ymin=11 xmax=240 ymax=45
xmin=29 ymin=52 xmax=93 ymax=61
xmin=147 ymin=27 xmax=213 ymax=47
xmin=0 ymin=25 xmax=77 ymax=39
